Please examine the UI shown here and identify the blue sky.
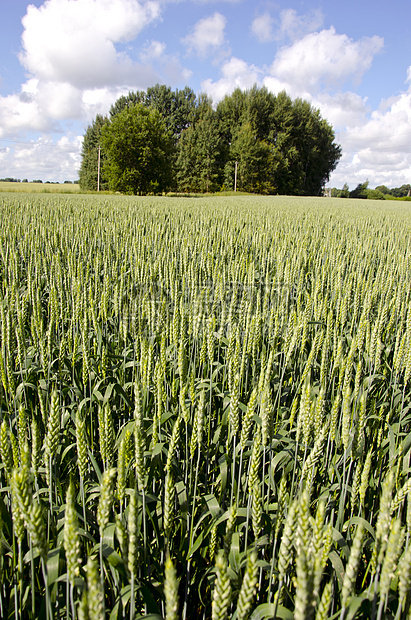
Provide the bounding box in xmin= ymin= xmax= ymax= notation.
xmin=0 ymin=0 xmax=410 ymax=189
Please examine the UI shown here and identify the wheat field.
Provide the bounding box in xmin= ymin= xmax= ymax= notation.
xmin=0 ymin=192 xmax=411 ymax=619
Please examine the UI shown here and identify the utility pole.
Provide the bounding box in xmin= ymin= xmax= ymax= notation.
xmin=234 ymin=161 xmax=238 ymax=192
xmin=97 ymin=145 xmax=101 ymax=192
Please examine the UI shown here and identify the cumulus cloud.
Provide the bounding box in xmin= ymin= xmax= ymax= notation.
xmin=0 ymin=80 xmax=57 ymax=136
xmin=0 ymin=0 xmax=167 ymax=136
xmin=0 ymin=0 xmax=195 ymax=138
xmin=344 ymin=91 xmax=411 ymax=150
xmin=19 ymin=0 xmax=161 ymax=88
xmin=138 ymin=40 xmax=192 ymax=83
xmin=139 ymin=40 xmax=166 ymax=62
xmin=277 ymin=8 xmax=323 ymax=41
xmin=203 ymin=20 xmax=384 ymax=107
xmin=201 ymin=57 xmax=261 ymax=102
xmin=183 ymin=12 xmax=227 ymax=57
xmin=311 ymin=92 xmax=370 ymax=130
xmin=270 ymin=28 xmax=384 ymax=91
xmin=252 ymin=8 xmax=323 ymax=44
xmin=329 ymin=87 xmax=411 ymax=188
xmin=200 ymin=14 xmax=407 ymax=189
xmin=0 ymin=135 xmax=83 ymax=182
xmin=251 ymin=13 xmax=274 ymax=43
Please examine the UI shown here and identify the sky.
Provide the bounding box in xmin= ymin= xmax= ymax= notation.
xmin=0 ymin=0 xmax=410 ymax=189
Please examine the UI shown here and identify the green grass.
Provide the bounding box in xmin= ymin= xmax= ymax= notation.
xmin=0 ymin=193 xmax=411 ymax=619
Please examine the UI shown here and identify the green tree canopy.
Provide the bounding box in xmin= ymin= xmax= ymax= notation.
xmin=101 ymin=104 xmax=174 ymax=195
xmin=78 ymin=114 xmax=109 ymax=191
xmin=229 ymin=122 xmax=274 ymax=194
xmin=79 ymin=83 xmax=342 ymax=196
xmin=349 ymin=181 xmax=369 ymax=199
xmin=110 ymin=84 xmax=197 ymax=139
xmin=217 ymin=87 xmax=341 ymax=195
xmin=176 ymin=97 xmax=224 ymax=192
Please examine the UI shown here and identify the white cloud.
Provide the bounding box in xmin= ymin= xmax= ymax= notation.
xmin=0 ymin=135 xmax=83 ymax=182
xmin=329 ymin=87 xmax=411 ymax=188
xmin=251 ymin=13 xmax=274 ymax=43
xmin=201 ymin=17 xmax=408 ymax=189
xmin=19 ymin=0 xmax=161 ymax=88
xmin=270 ymin=28 xmax=384 ymax=91
xmin=252 ymin=8 xmax=323 ymax=44
xmin=183 ymin=12 xmax=226 ymax=57
xmin=139 ymin=40 xmax=166 ymax=62
xmin=137 ymin=40 xmax=192 ymax=84
xmin=0 ymin=80 xmax=53 ymax=136
xmin=278 ymin=8 xmax=323 ymax=41
xmin=203 ymin=22 xmax=384 ymax=107
xmin=0 ymin=0 xmax=187 ymax=138
xmin=81 ymin=87 xmax=131 ymax=118
xmin=201 ymin=57 xmax=261 ymax=102
xmin=38 ymin=82 xmax=83 ymax=120
xmin=311 ymin=92 xmax=370 ymax=131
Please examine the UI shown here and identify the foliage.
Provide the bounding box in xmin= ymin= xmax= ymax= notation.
xmin=110 ymin=84 xmax=197 ymax=139
xmin=101 ymin=104 xmax=174 ymax=195
xmin=79 ymin=84 xmax=342 ymax=196
xmin=332 ymin=182 xmax=350 ymax=198
xmin=229 ymin=122 xmax=274 ymax=193
xmin=350 ymin=181 xmax=369 ymax=199
xmin=1 ymin=193 xmax=411 ymax=618
xmin=366 ymin=188 xmax=385 ymax=200
xmin=375 ymin=184 xmax=391 ymax=195
xmin=332 ymin=183 xmax=410 ymax=201
xmin=176 ymin=97 xmax=224 ymax=192
xmin=79 ymin=114 xmax=109 ymax=191
xmin=376 ymin=184 xmax=411 ymax=198
xmin=217 ymin=87 xmax=342 ymax=195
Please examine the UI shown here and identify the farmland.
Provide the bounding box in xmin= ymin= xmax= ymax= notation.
xmin=0 ymin=182 xmax=80 ymax=194
xmin=0 ymin=192 xmax=411 ymax=619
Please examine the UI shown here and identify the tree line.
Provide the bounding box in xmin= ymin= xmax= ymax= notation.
xmin=79 ymin=84 xmax=342 ymax=196
xmin=331 ymin=181 xmax=411 ymax=200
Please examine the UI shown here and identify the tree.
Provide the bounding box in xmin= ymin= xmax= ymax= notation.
xmin=176 ymin=97 xmax=223 ymax=192
xmin=217 ymin=88 xmax=248 ymax=146
xmin=108 ymin=85 xmax=198 ymax=190
xmin=375 ymin=185 xmax=390 ymax=195
xmin=229 ymin=122 xmax=274 ymax=193
xmin=80 ymin=84 xmax=342 ymax=196
xmin=217 ymin=87 xmax=341 ymax=196
xmin=366 ymin=188 xmax=385 ymax=200
xmin=109 ymin=91 xmax=146 ymax=117
xmin=394 ymin=184 xmax=411 ymax=197
xmin=100 ymin=104 xmax=174 ymax=195
xmin=79 ymin=114 xmax=109 ymax=191
xmin=110 ymin=85 xmax=197 ymax=139
xmin=338 ymin=183 xmax=349 ymax=198
xmin=268 ymin=93 xmax=341 ymax=195
xmin=349 ymin=181 xmax=369 ymax=199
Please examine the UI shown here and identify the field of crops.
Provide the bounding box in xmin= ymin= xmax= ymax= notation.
xmin=0 ymin=182 xmax=80 ymax=194
xmin=0 ymin=192 xmax=411 ymax=620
